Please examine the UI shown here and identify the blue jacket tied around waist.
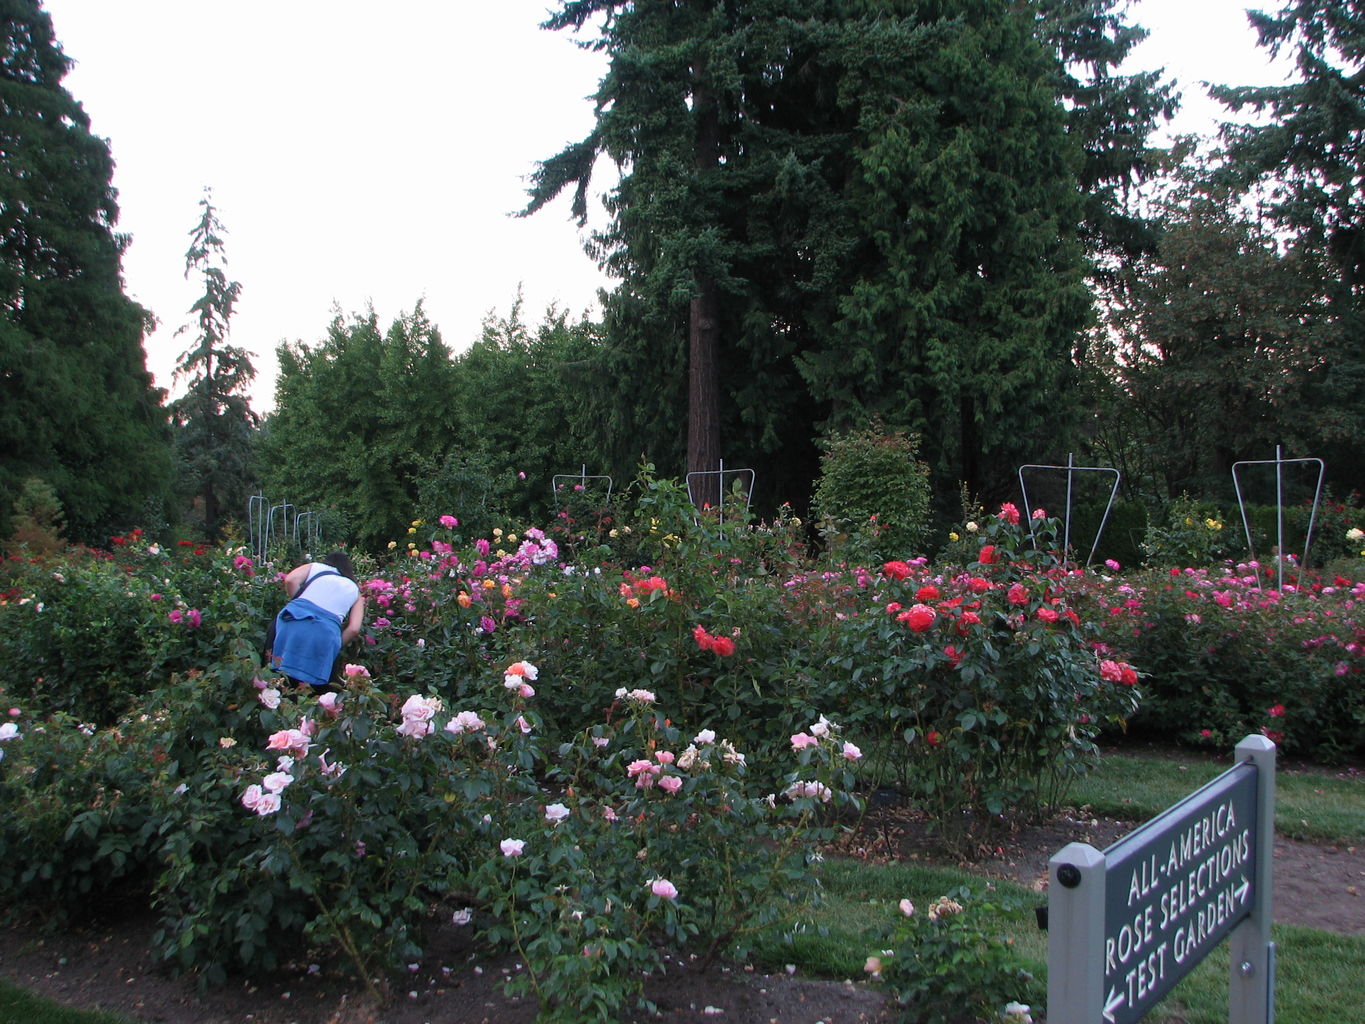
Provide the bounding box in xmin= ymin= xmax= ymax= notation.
xmin=272 ymin=597 xmax=344 ymax=685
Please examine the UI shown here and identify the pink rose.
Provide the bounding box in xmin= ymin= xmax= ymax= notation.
xmin=650 ymin=878 xmax=678 ymax=900
xmin=500 ymin=838 xmax=525 ymax=857
xmin=790 ymin=732 xmax=818 ymax=750
xmin=658 ymin=775 xmax=683 ymax=793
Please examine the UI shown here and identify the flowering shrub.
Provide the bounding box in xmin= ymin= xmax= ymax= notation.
xmin=807 ymin=508 xmax=1139 ymax=853
xmin=2 ymin=477 xmax=1362 ymax=1013
xmin=0 ymin=703 xmax=162 ymax=920
xmin=1142 ymin=496 xmax=1236 ymax=567
xmin=869 ymin=886 xmax=1041 ymax=1024
xmin=0 ymin=540 xmax=276 ymax=725
xmin=1089 ymin=564 xmax=1365 ymax=761
xmin=469 ymin=693 xmax=859 ymax=1021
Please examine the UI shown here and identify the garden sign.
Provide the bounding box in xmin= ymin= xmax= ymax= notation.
xmin=1047 ymin=735 xmax=1277 ymax=1024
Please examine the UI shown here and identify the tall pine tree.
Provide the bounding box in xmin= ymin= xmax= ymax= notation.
xmin=0 ymin=0 xmax=172 ymax=542
xmin=169 ymin=190 xmax=259 ymax=537
xmin=527 ymin=1 xmax=1134 ymax=507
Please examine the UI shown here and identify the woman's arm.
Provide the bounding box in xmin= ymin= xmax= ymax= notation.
xmin=341 ymin=595 xmax=366 ymax=645
xmin=283 ymin=562 xmax=310 ymax=599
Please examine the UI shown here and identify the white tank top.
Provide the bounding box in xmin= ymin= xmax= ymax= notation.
xmin=300 ymin=563 xmax=360 ymax=619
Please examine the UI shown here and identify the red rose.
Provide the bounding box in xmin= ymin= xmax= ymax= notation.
xmin=692 ymin=625 xmax=713 ymax=652
xmin=883 ymin=560 xmax=912 ymax=581
xmin=901 ymin=603 xmax=937 ymax=632
xmin=915 ymin=585 xmax=940 ymax=602
xmin=709 ymin=635 xmax=735 ymax=657
xmin=978 ymin=545 xmax=997 ymax=565
xmin=926 ymin=730 xmax=942 ymax=747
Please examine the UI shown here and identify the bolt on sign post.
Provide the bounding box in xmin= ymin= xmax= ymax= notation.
xmin=1047 ymin=735 xmax=1276 ymax=1024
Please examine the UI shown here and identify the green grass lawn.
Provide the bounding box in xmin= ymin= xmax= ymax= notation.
xmin=1071 ymin=748 xmax=1365 ymax=844
xmin=0 ymin=979 xmax=133 ymax=1024
xmin=745 ymin=746 xmax=1365 ymax=1023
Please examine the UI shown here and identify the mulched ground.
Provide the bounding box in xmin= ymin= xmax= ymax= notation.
xmin=1 ymin=753 xmax=1359 ymax=1024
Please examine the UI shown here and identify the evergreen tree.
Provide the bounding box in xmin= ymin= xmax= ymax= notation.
xmin=169 ymin=190 xmax=259 ymax=536
xmin=1085 ymin=164 xmax=1339 ymax=500
xmin=0 ymin=0 xmax=172 ymax=541
xmin=1035 ymin=0 xmax=1178 ymax=274
xmin=1212 ymin=1 xmax=1365 ymax=486
xmin=526 ymin=0 xmax=1154 ymax=508
xmin=260 ymin=304 xmax=460 ymax=551
xmin=452 ymin=296 xmax=606 ymax=524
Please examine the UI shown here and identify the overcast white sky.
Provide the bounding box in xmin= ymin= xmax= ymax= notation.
xmin=42 ymin=0 xmax=1290 ymax=411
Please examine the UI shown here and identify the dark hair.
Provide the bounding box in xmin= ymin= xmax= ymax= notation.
xmin=321 ymin=550 xmax=356 ymax=580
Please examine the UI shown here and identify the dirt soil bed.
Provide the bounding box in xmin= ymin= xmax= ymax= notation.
xmin=1 ymin=770 xmax=1360 ymax=1024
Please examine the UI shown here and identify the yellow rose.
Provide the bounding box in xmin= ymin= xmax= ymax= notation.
xmin=457 ymin=592 xmax=471 ymax=608
xmin=387 ymin=540 xmax=397 ymax=550
xmin=407 ymin=527 xmax=416 ymax=534
xmin=949 ymin=531 xmax=960 ymax=542
xmin=482 ymin=579 xmax=496 ymax=590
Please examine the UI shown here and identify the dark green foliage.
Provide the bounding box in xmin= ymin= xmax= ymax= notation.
xmin=1083 ymin=162 xmax=1339 ymax=502
xmin=5 ymin=475 xmax=64 ymax=555
xmin=449 ymin=299 xmax=608 ymax=528
xmin=260 ymin=301 xmax=605 ymax=552
xmin=168 ymin=192 xmax=259 ymax=536
xmin=527 ymin=0 xmax=1169 ymax=512
xmin=1072 ymin=498 xmax=1146 ymax=570
xmin=0 ymin=0 xmax=173 ymax=542
xmin=1035 ymin=0 xmax=1177 ymax=273
xmin=1212 ymin=0 xmax=1365 ymax=493
xmin=259 ymin=304 xmax=459 ymax=551
xmin=799 ymin=1 xmax=1092 ymax=504
xmin=810 ymin=427 xmax=932 ymax=562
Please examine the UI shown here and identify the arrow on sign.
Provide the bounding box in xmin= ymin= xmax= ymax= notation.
xmin=1103 ymin=986 xmax=1126 ymax=1023
xmin=1235 ymin=875 xmax=1251 ymax=905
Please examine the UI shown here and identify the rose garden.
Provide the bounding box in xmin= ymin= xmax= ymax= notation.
xmin=1 ymin=471 xmax=1362 ymax=1024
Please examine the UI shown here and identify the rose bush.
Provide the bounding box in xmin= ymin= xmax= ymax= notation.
xmin=801 ymin=507 xmax=1140 ymax=854
xmin=2 ymin=473 xmax=1362 ymax=1015
xmin=1087 ymin=564 xmax=1365 ymax=761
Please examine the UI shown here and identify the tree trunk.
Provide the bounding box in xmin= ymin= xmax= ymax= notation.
xmin=687 ymin=65 xmax=722 ymax=509
xmin=688 ymin=278 xmax=722 ymax=507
